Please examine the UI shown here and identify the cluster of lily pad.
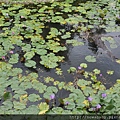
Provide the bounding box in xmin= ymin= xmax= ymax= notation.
xmin=0 ymin=0 xmax=120 ymax=67
xmin=0 ymin=0 xmax=120 ymax=115
xmin=0 ymin=61 xmax=120 ymax=114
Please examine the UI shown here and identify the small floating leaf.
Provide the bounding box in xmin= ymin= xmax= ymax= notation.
xmin=38 ymin=102 xmax=49 ymax=114
xmin=93 ymin=69 xmax=101 ymax=74
xmin=107 ymin=70 xmax=114 ymax=75
xmin=67 ymin=67 xmax=76 ymax=73
xmin=28 ymin=94 xmax=41 ymax=102
xmin=13 ymin=101 xmax=26 ymax=110
xmin=85 ymin=55 xmax=96 ymax=62
xmin=25 ymin=60 xmax=36 ymax=68
xmin=80 ymin=63 xmax=87 ymax=68
xmin=116 ymin=59 xmax=120 ymax=64
xmin=9 ymin=54 xmax=19 ymax=64
xmin=55 ymin=68 xmax=63 ymax=75
xmin=24 ymin=51 xmax=35 ymax=60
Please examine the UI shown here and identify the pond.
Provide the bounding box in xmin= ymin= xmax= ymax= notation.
xmin=0 ymin=0 xmax=120 ymax=114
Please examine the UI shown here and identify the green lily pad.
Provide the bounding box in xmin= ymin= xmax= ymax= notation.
xmin=25 ymin=60 xmax=36 ymax=68
xmin=85 ymin=55 xmax=96 ymax=62
xmin=67 ymin=67 xmax=76 ymax=73
xmin=13 ymin=101 xmax=26 ymax=110
xmin=28 ymin=94 xmax=41 ymax=102
xmin=24 ymin=51 xmax=35 ymax=60
xmin=9 ymin=54 xmax=19 ymax=64
xmin=93 ymin=69 xmax=101 ymax=74
xmin=38 ymin=102 xmax=49 ymax=114
xmin=40 ymin=53 xmax=64 ymax=68
xmin=107 ymin=70 xmax=114 ymax=75
xmin=80 ymin=63 xmax=87 ymax=68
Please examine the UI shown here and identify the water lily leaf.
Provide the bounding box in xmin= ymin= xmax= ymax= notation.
xmin=116 ymin=79 xmax=120 ymax=83
xmin=32 ymin=82 xmax=46 ymax=93
xmin=80 ymin=63 xmax=87 ymax=68
xmin=2 ymin=100 xmax=13 ymax=110
xmin=82 ymin=86 xmax=94 ymax=96
xmin=47 ymin=28 xmax=61 ymax=38
xmin=15 ymin=89 xmax=27 ymax=95
xmin=28 ymin=94 xmax=41 ymax=102
xmin=43 ymin=92 xmax=53 ymax=100
xmin=44 ymin=77 xmax=54 ymax=83
xmin=66 ymin=102 xmax=75 ymax=110
xmin=69 ymin=93 xmax=78 ymax=101
xmin=67 ymin=67 xmax=76 ymax=73
xmin=35 ymin=49 xmax=47 ymax=55
xmin=61 ymin=32 xmax=71 ymax=39
xmin=13 ymin=101 xmax=26 ymax=110
xmin=85 ymin=55 xmax=96 ymax=62
xmin=40 ymin=53 xmax=62 ymax=68
xmin=11 ymin=68 xmax=22 ymax=76
xmin=106 ymin=104 xmax=115 ymax=110
xmin=116 ymin=59 xmax=120 ymax=64
xmin=24 ymin=105 xmax=39 ymax=114
xmin=20 ymin=94 xmax=28 ymax=104
xmin=93 ymin=69 xmax=100 ymax=74
xmin=9 ymin=54 xmax=19 ymax=64
xmin=46 ymin=40 xmax=66 ymax=53
xmin=22 ymin=44 xmax=31 ymax=52
xmin=53 ymin=81 xmax=60 ymax=86
xmin=24 ymin=51 xmax=35 ymax=60
xmin=46 ymin=86 xmax=58 ymax=93
xmin=25 ymin=60 xmax=36 ymax=68
xmin=51 ymin=107 xmax=63 ymax=114
xmin=38 ymin=102 xmax=49 ymax=114
xmin=19 ymin=82 xmax=32 ymax=90
xmin=107 ymin=70 xmax=114 ymax=75
xmin=13 ymin=94 xmax=20 ymax=100
xmin=77 ymin=79 xmax=91 ymax=87
xmin=55 ymin=68 xmax=63 ymax=75
xmin=83 ymin=100 xmax=89 ymax=106
xmin=58 ymin=82 xmax=65 ymax=90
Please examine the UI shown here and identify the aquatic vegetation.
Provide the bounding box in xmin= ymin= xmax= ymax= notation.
xmin=0 ymin=0 xmax=120 ymax=115
xmin=0 ymin=61 xmax=120 ymax=114
xmin=85 ymin=55 xmax=96 ymax=62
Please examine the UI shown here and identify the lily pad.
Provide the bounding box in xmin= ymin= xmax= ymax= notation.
xmin=85 ymin=55 xmax=96 ymax=62
xmin=24 ymin=51 xmax=35 ymax=60
xmin=40 ymin=53 xmax=64 ymax=68
xmin=80 ymin=63 xmax=87 ymax=68
xmin=9 ymin=54 xmax=19 ymax=64
xmin=25 ymin=60 xmax=36 ymax=68
xmin=38 ymin=102 xmax=49 ymax=114
xmin=13 ymin=101 xmax=26 ymax=110
xmin=28 ymin=94 xmax=41 ymax=102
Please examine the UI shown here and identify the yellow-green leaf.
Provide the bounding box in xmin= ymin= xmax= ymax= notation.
xmin=38 ymin=102 xmax=49 ymax=114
